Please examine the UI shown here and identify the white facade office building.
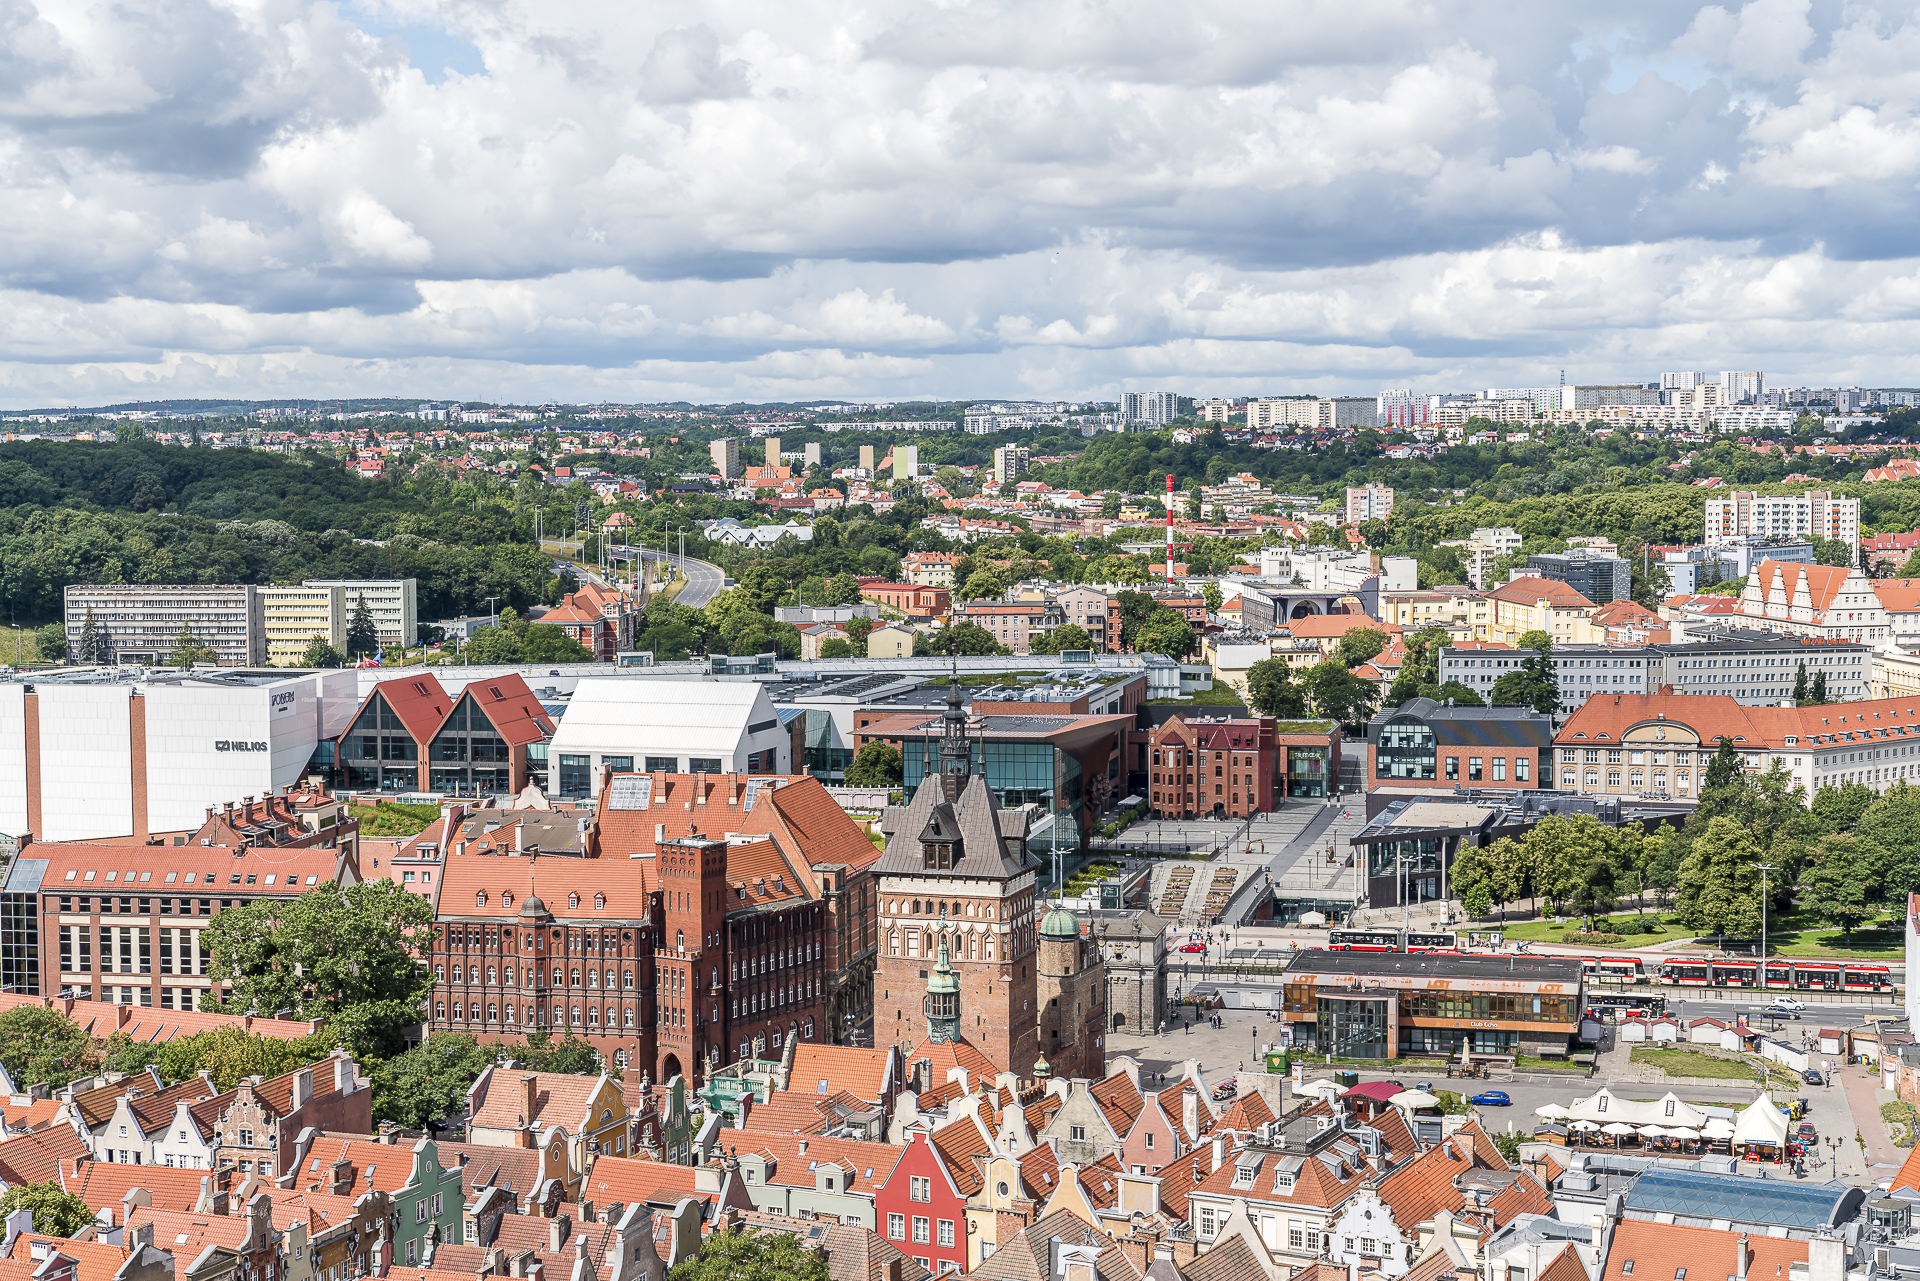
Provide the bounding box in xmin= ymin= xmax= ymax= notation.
xmin=303 ymin=579 xmax=418 ymax=647
xmin=63 ymin=585 xmax=264 ymax=666
xmin=545 ymin=678 xmax=792 ymax=801
xmin=0 ymin=668 xmax=357 ymax=842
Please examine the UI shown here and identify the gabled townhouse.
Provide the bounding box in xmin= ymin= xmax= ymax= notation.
xmin=127 ymin=1193 xmax=279 ymax=1281
xmin=465 ymin=1067 xmax=629 ymax=1178
xmin=283 ymin=1134 xmax=468 ymax=1268
xmin=261 ymin=1186 xmax=393 ymax=1281
xmin=875 ymin=1130 xmax=969 ymax=1276
xmin=732 ymin=1132 xmax=904 ymax=1229
xmin=576 ymin=1154 xmax=755 ymax=1241
xmin=625 ymin=1075 xmax=695 ymax=1165
xmin=1324 ymin=1125 xmax=1544 ymax=1278
xmin=430 ymin=1198 xmax=671 ymax=1281
xmin=91 ymin=1074 xmax=223 ymax=1166
xmin=209 ymin=1052 xmax=372 ymax=1181
xmin=1184 ymin=1110 xmax=1398 ymax=1267
xmin=1037 ymin=1079 xmax=1125 ymax=1167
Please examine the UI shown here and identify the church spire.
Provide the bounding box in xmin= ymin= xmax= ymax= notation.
xmin=923 ymin=934 xmax=961 ymax=1044
xmin=939 ymin=603 xmax=972 ymax=779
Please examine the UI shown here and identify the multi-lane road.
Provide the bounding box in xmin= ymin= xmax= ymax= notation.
xmin=630 ymin=549 xmax=727 ymax=608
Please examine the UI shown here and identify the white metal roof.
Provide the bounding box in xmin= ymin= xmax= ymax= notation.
xmin=548 ymin=678 xmax=782 ymax=758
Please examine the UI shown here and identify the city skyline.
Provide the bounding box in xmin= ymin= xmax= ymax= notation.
xmin=6 ymin=3 xmax=1920 ymax=406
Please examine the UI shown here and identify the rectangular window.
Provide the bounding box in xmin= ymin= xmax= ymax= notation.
xmin=1468 ymin=757 xmax=1483 ymax=781
xmin=889 ymin=1215 xmax=904 ymax=1241
xmin=937 ymin=1220 xmax=954 ymax=1248
xmin=1444 ymin=756 xmax=1458 ymax=780
xmin=913 ymin=1217 xmax=930 ymax=1244
xmin=1516 ymin=757 xmax=1530 ymax=782
xmin=688 ymin=757 xmax=723 ymax=773
xmin=1492 ymin=758 xmax=1505 ymax=782
xmin=910 ymin=1176 xmax=930 ymax=1202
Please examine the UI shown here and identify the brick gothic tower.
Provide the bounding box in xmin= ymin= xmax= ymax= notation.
xmin=872 ymin=675 xmax=1039 ymax=1077
xmin=656 ymin=835 xmax=728 ymax=1084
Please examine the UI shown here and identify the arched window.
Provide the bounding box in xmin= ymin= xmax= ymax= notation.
xmin=676 ymin=929 xmax=684 ymax=950
xmin=486 ymin=965 xmax=496 ymax=984
xmin=487 ymin=1003 xmax=497 ymax=1022
xmin=805 ymin=1017 xmax=815 ymax=1039
xmin=451 ymin=965 xmax=463 ymax=982
xmin=505 ymin=1004 xmax=516 ymax=1024
xmin=504 ymin=967 xmax=515 ymax=986
xmin=887 ymin=930 xmax=900 ymax=956
xmin=434 ymin=965 xmax=445 ymax=981
xmin=588 ymin=1007 xmax=599 ymax=1026
xmin=435 ymin=1002 xmax=446 ymax=1020
xmin=623 ymin=971 xmax=634 ymax=989
xmin=571 ymin=968 xmax=581 ymax=986
xmin=624 ymin=1006 xmax=635 ymax=1026
xmin=571 ymin=1006 xmax=582 ymax=1024
xmin=552 ymin=967 xmax=563 ymax=986
xmin=587 ymin=969 xmax=598 ymax=989
xmin=469 ymin=1003 xmax=480 ymax=1020
xmin=613 ymin=1049 xmax=627 ymax=1067
xmin=911 ymin=900 xmax=921 ymax=914
xmin=984 ymin=935 xmax=996 ymax=960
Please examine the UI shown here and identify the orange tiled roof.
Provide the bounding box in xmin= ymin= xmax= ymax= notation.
xmin=788 ymin=1045 xmax=894 ymax=1103
xmin=470 ymin=1070 xmax=608 ymax=1133
xmin=1601 ymin=1220 xmax=1808 ymax=1281
xmin=62 ymin=1161 xmax=210 ymax=1213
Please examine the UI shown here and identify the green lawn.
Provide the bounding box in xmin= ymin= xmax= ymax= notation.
xmin=1628 ymin=1045 xmax=1799 ymax=1087
xmin=1149 ymin=686 xmax=1247 ymax=707
xmin=1477 ymin=909 xmax=1901 ymax=959
xmin=1494 ymin=912 xmax=1690 ymax=946
xmin=348 ymin=800 xmax=440 ymax=836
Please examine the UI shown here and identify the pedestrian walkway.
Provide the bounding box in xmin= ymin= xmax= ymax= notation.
xmin=1839 ymin=1063 xmax=1904 ymax=1176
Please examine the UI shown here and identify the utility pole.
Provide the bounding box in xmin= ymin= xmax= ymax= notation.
xmin=1753 ymin=861 xmax=1776 ymax=981
xmin=485 ymin=596 xmax=499 ymax=628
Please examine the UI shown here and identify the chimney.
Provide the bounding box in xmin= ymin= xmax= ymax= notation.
xmin=129 ymin=1222 xmax=153 ymax=1253
xmin=548 ymin=1218 xmax=568 ymax=1254
xmin=1736 ymin=1233 xmax=1749 ymax=1281
xmin=116 ymin=1004 xmax=132 ymax=1029
xmin=291 ymin=1069 xmax=313 ymax=1111
xmin=1210 ymin=1135 xmax=1224 ymax=1168
xmin=523 ymin=1074 xmax=540 ymax=1131
xmin=1182 ymin=1086 xmax=1198 ymax=1140
xmin=333 ymin=1051 xmax=355 ymax=1095
xmin=1808 ymin=1237 xmax=1845 ymax=1281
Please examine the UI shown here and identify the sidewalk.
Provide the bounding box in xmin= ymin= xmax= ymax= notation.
xmin=1839 ymin=1063 xmax=1905 ymax=1178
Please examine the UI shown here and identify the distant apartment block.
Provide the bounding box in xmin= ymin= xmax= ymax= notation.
xmin=1120 ymin=392 xmax=1178 ymax=426
xmin=992 ymin=444 xmax=1031 ymax=487
xmin=262 ymin=584 xmax=345 ymax=665
xmin=1527 ymin=550 xmax=1631 ymax=606
xmin=1345 ymin=482 xmax=1394 ymax=525
xmin=1249 ymin=396 xmax=1375 ymax=432
xmin=63 ymin=584 xmax=264 ymax=666
xmin=1572 ymin=384 xmax=1661 ymax=407
xmin=1376 ymin=390 xmax=1433 ymax=427
xmin=709 ymin=437 xmax=740 ymax=479
xmin=892 ymin=444 xmax=919 ymax=481
xmin=1703 ymin=489 xmax=1860 ymax=553
xmin=1195 ymin=398 xmax=1240 ymax=422
xmin=858 ymin=445 xmax=875 ymax=473
xmin=303 ymin=579 xmax=418 ymax=647
xmin=1719 ymin=371 xmax=1765 ymax=403
xmin=763 ymin=437 xmax=781 ymax=469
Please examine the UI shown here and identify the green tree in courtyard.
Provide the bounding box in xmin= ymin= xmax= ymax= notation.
xmin=1245 ymin=658 xmax=1308 ymax=718
xmin=1798 ymin=833 xmax=1885 ymax=940
xmin=844 ymin=742 xmax=903 ymax=787
xmin=669 ymin=1229 xmax=831 ymax=1281
xmin=0 ymin=1007 xmax=96 ymax=1089
xmin=0 ymin=1183 xmax=93 ymax=1237
xmin=1673 ymin=815 xmax=1764 ymax=941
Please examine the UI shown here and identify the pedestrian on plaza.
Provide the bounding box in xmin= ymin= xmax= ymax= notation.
xmin=1158 ymin=1020 xmax=1166 ymax=1037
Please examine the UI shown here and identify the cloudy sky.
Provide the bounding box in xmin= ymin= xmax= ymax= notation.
xmin=4 ymin=0 xmax=1920 ymax=407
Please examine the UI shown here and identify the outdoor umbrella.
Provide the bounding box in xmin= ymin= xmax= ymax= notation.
xmin=1568 ymin=1120 xmax=1601 ymax=1131
xmin=1601 ymin=1123 xmax=1637 ymax=1136
xmin=1701 ymin=1118 xmax=1736 ymax=1139
xmin=1535 ymin=1104 xmax=1571 ymax=1120
xmin=1391 ymin=1090 xmax=1443 ymax=1109
xmin=1638 ymin=1125 xmax=1670 ymax=1137
xmin=1668 ymin=1127 xmax=1702 ymax=1140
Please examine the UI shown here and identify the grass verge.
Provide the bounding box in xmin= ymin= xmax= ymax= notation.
xmin=348 ymin=800 xmax=440 ymax=837
xmin=1628 ymin=1045 xmax=1800 ymax=1088
xmin=1883 ymin=1101 xmax=1917 ymax=1148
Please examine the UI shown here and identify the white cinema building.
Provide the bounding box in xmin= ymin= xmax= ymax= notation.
xmin=545 ymin=678 xmax=793 ymax=801
xmin=0 ymin=668 xmax=358 ymax=843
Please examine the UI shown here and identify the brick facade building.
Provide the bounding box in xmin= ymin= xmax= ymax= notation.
xmin=873 ymin=681 xmax=1041 ymax=1078
xmin=429 ymin=772 xmax=879 ymax=1084
xmin=1147 ymin=716 xmax=1278 ymax=820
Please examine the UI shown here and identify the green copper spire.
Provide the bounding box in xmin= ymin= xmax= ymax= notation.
xmin=923 ymin=936 xmax=961 ymax=1044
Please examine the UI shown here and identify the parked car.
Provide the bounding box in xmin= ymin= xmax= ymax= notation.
xmin=1212 ymin=1082 xmax=1238 ymax=1101
xmin=1796 ymin=1121 xmax=1818 ymax=1141
xmin=1469 ymin=1090 xmax=1512 ymax=1107
xmin=1803 ymin=1069 xmax=1824 ymax=1085
xmin=1771 ymin=996 xmax=1807 ymax=1011
xmin=1179 ymin=943 xmax=1207 ymax=954
xmin=1415 ymin=1081 xmax=1434 ymax=1092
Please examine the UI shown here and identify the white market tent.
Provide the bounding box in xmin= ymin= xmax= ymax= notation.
xmin=1566 ymin=1088 xmax=1708 ymax=1128
xmin=1730 ymin=1095 xmax=1789 ymax=1146
xmin=1702 ymin=1118 xmax=1736 ymax=1139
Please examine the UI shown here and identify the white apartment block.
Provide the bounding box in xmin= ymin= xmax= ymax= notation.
xmin=1719 ymin=371 xmax=1765 ymax=403
xmin=64 ymin=584 xmax=264 ymax=666
xmin=1247 ymin=398 xmax=1319 ymax=430
xmin=262 ymin=585 xmax=345 ymax=665
xmin=992 ymin=445 xmax=1031 ymax=487
xmin=303 ymin=579 xmax=418 ymax=647
xmin=1120 ymin=392 xmax=1179 ymax=425
xmin=1247 ymin=397 xmax=1375 ymax=432
xmin=1376 ymin=390 xmax=1433 ymax=427
xmin=1702 ymin=490 xmax=1860 ymax=553
xmin=1661 ymin=371 xmax=1708 ymax=391
xmin=1195 ymin=398 xmax=1240 ymax=422
xmin=1344 ymin=483 xmax=1394 ymax=525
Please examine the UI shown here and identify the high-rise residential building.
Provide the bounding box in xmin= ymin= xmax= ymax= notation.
xmin=1485 ymin=387 xmax=1572 ymax=415
xmin=1376 ymin=389 xmax=1433 ymax=427
xmin=1119 ymin=391 xmax=1178 ymax=425
xmin=803 ymin=442 xmax=821 ymax=468
xmin=858 ymin=444 xmax=875 ymax=473
xmin=262 ymin=584 xmax=345 ymax=664
xmin=1572 ymin=384 xmax=1661 ymax=407
xmin=1661 ymin=371 xmax=1709 ymax=391
xmin=1246 ymin=397 xmax=1320 ymax=430
xmin=1703 ymin=490 xmax=1861 ymax=554
xmin=891 ymin=444 xmax=919 ymax=481
xmin=1195 ymin=398 xmax=1240 ymax=422
xmin=763 ymin=437 xmax=781 ymax=469
xmin=63 ymin=584 xmax=265 ymax=666
xmin=1718 ymin=371 xmax=1765 ymax=403
xmin=992 ymin=444 xmax=1030 ymax=487
xmin=1345 ymin=482 xmax=1394 ymax=525
xmin=303 ymin=579 xmax=418 ymax=647
xmin=709 ymin=437 xmax=740 ymax=479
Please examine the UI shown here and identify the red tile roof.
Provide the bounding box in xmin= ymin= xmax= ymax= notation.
xmin=1600 ymin=1220 xmax=1808 ymax=1281
xmin=1487 ymin=577 xmax=1596 ymax=609
xmin=61 ymin=1161 xmax=211 ymax=1214
xmin=788 ymin=1045 xmax=895 ymax=1104
xmin=462 ymin=676 xmax=558 ymax=749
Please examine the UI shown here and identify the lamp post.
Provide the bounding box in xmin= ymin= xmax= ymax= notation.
xmin=1752 ymin=861 xmax=1776 ymax=975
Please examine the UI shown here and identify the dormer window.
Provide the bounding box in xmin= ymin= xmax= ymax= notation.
xmin=595 ymin=894 xmax=606 ymax=909
xmin=502 ymin=891 xmax=513 ymax=907
xmin=476 ymin=892 xmax=487 ymax=907
xmin=569 ymin=893 xmax=580 ymax=908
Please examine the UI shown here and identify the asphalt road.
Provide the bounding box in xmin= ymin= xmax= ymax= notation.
xmin=634 ymin=548 xmax=726 ymax=608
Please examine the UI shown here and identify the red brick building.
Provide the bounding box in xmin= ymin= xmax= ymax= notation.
xmin=1147 ymin=716 xmax=1278 ymax=819
xmin=538 ymin=592 xmax=619 ymax=660
xmin=428 ymin=772 xmax=881 ymax=1083
xmin=861 ymin=583 xmax=951 ymax=617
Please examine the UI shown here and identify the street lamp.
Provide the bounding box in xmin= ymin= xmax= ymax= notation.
xmin=1752 ymin=861 xmax=1776 ymax=975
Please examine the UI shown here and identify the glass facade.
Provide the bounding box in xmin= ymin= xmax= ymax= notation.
xmin=0 ymin=892 xmax=37 ymax=996
xmin=1287 ymin=746 xmax=1329 ymax=797
xmin=423 ymin=696 xmax=515 ymax=797
xmin=558 ymin=754 xmax=591 ymax=798
xmin=902 ymin=737 xmax=1083 ymax=851
xmin=340 ymin=695 xmax=422 ymax=792
xmin=1375 ymin=719 xmax=1436 ymax=780
xmin=1315 ymin=996 xmax=1389 ymax=1059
